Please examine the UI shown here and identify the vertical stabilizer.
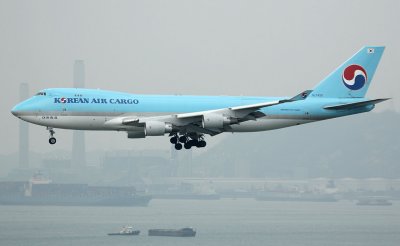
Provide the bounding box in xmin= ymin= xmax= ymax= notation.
xmin=312 ymin=46 xmax=384 ymax=98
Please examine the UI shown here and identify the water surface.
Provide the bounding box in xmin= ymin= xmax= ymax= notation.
xmin=0 ymin=199 xmax=399 ymax=246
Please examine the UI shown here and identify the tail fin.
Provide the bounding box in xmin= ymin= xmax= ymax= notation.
xmin=311 ymin=46 xmax=385 ymax=98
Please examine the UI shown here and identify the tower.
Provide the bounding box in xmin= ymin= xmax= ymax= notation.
xmin=19 ymin=83 xmax=29 ymax=168
xmin=71 ymin=60 xmax=86 ymax=168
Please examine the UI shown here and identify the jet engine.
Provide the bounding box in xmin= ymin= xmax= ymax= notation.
xmin=127 ymin=121 xmax=172 ymax=138
xmin=145 ymin=121 xmax=173 ymax=136
xmin=202 ymin=113 xmax=235 ymax=129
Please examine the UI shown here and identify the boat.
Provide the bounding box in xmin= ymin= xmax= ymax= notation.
xmin=255 ymin=191 xmax=337 ymax=202
xmin=0 ymin=175 xmax=152 ymax=207
xmin=152 ymin=193 xmax=220 ymax=200
xmin=148 ymin=227 xmax=196 ymax=237
xmin=151 ymin=183 xmax=220 ymax=200
xmin=108 ymin=226 xmax=140 ymax=236
xmin=356 ymin=197 xmax=392 ymax=206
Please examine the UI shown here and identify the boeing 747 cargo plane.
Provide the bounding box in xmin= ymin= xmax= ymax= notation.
xmin=11 ymin=46 xmax=389 ymax=150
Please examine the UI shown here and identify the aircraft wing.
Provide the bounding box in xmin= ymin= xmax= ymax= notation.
xmin=174 ymin=89 xmax=312 ymax=120
xmin=103 ymin=89 xmax=319 ymax=136
xmin=176 ymin=100 xmax=282 ymax=119
xmin=105 ymin=99 xmax=288 ymax=136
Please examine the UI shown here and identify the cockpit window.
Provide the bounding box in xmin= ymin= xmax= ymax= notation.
xmin=35 ymin=92 xmax=46 ymax=96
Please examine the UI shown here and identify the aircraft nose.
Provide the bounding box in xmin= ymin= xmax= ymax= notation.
xmin=11 ymin=104 xmax=22 ymax=117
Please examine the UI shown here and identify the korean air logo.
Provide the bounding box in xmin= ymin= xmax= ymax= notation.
xmin=342 ymin=64 xmax=367 ymax=90
xmin=60 ymin=97 xmax=67 ymax=103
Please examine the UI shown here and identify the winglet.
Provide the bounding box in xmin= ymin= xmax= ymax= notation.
xmin=279 ymin=90 xmax=313 ymax=103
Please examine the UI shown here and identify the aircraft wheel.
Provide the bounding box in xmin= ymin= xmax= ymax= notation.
xmin=198 ymin=140 xmax=206 ymax=148
xmin=179 ymin=135 xmax=187 ymax=143
xmin=49 ymin=137 xmax=57 ymax=145
xmin=170 ymin=136 xmax=178 ymax=144
xmin=175 ymin=143 xmax=183 ymax=150
xmin=184 ymin=142 xmax=192 ymax=149
xmin=190 ymin=139 xmax=198 ymax=147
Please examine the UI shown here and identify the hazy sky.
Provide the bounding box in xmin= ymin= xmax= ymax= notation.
xmin=1 ymin=0 xmax=399 ymax=155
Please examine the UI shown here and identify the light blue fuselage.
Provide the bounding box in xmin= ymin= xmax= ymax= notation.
xmin=12 ymin=88 xmax=373 ymax=133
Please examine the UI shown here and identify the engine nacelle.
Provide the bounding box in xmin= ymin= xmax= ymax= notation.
xmin=127 ymin=131 xmax=145 ymax=138
xmin=202 ymin=114 xmax=233 ymax=129
xmin=145 ymin=121 xmax=173 ymax=136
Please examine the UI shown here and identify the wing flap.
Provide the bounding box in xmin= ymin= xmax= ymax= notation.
xmin=105 ymin=97 xmax=294 ymax=134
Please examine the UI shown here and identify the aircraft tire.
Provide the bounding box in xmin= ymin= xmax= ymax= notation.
xmin=179 ymin=135 xmax=187 ymax=143
xmin=49 ymin=137 xmax=56 ymax=145
xmin=198 ymin=140 xmax=206 ymax=148
xmin=190 ymin=139 xmax=198 ymax=147
xmin=170 ymin=136 xmax=178 ymax=144
xmin=175 ymin=143 xmax=183 ymax=150
xmin=184 ymin=142 xmax=192 ymax=149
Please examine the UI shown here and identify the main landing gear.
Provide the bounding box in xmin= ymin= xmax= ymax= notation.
xmin=170 ymin=134 xmax=206 ymax=150
xmin=47 ymin=127 xmax=56 ymax=145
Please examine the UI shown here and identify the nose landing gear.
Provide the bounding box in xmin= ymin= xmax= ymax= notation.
xmin=47 ymin=127 xmax=56 ymax=145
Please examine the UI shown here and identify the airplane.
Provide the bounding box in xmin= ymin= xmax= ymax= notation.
xmin=11 ymin=46 xmax=389 ymax=150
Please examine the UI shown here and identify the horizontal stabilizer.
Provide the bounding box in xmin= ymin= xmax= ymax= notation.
xmin=324 ymin=98 xmax=390 ymax=110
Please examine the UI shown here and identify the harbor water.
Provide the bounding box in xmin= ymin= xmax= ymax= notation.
xmin=0 ymin=199 xmax=399 ymax=246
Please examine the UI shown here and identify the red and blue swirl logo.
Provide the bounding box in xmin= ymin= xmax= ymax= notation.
xmin=342 ymin=64 xmax=367 ymax=90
